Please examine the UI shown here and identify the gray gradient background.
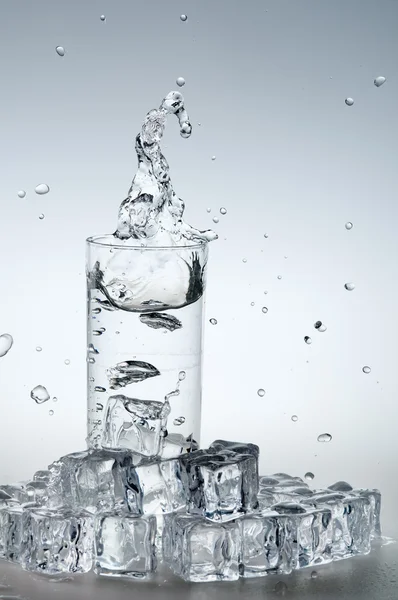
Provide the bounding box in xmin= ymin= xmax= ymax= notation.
xmin=1 ymin=0 xmax=398 ymax=597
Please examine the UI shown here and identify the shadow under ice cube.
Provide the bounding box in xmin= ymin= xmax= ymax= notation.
xmin=102 ymin=395 xmax=170 ymax=457
xmin=23 ymin=508 xmax=94 ymax=575
xmin=94 ymin=513 xmax=157 ymax=578
xmin=163 ymin=513 xmax=240 ymax=582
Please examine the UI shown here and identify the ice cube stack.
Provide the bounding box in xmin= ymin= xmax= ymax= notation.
xmin=0 ymin=439 xmax=381 ymax=583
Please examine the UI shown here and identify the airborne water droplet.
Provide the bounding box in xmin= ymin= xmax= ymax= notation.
xmin=211 ymin=156 xmax=216 ymax=161
xmin=317 ymin=433 xmax=332 ymax=443
xmin=36 ymin=346 xmax=42 ymax=352
xmin=250 ymin=302 xmax=255 ymax=307
xmin=242 ymin=258 xmax=247 ymax=263
xmin=257 ymin=388 xmax=265 ymax=397
xmin=64 ymin=359 xmax=70 ymax=365
xmin=38 ymin=213 xmax=45 ymax=220
xmin=178 ymin=371 xmax=186 ymax=381
xmin=55 ymin=46 xmax=65 ymax=57
xmin=35 ymin=183 xmax=50 ymax=195
xmin=344 ymin=282 xmax=355 ymax=291
xmin=209 ymin=318 xmax=217 ymax=325
xmin=262 ymin=307 xmax=268 ymax=313
xmin=173 ymin=416 xmax=185 ymax=426
xmin=304 ymin=336 xmax=312 ymax=344
xmin=345 ymin=97 xmax=354 ymax=106
xmin=100 ymin=14 xmax=106 ymax=21
xmin=220 ymin=207 xmax=227 ymax=215
xmin=176 ymin=77 xmax=185 ymax=87
xmin=362 ymin=366 xmax=371 ymax=374
xmin=17 ymin=190 xmax=26 ymax=198
xmin=345 ymin=221 xmax=353 ymax=230
xmin=206 ymin=207 xmax=211 ymax=213
xmin=212 ymin=217 xmax=219 ymax=223
xmin=0 ymin=333 xmax=13 ymax=358
xmin=305 ymin=472 xmax=315 ymax=481
xmin=31 ymin=385 xmax=50 ymax=404
xmin=180 ymin=14 xmax=187 ymax=21
xmin=49 ymin=410 xmax=54 ymax=416
xmin=374 ymin=76 xmax=386 ymax=87
xmin=264 ymin=233 xmax=269 ymax=238
xmin=291 ymin=415 xmax=298 ymax=422
xmin=277 ymin=275 xmax=282 ymax=280
xmin=94 ymin=386 xmax=106 ymax=392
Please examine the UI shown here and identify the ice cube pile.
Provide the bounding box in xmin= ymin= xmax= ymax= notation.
xmin=0 ymin=439 xmax=381 ymax=583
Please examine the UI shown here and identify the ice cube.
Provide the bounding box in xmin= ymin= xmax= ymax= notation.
xmin=209 ymin=439 xmax=260 ymax=459
xmin=47 ymin=449 xmax=142 ymax=514
xmin=94 ymin=513 xmax=157 ymax=578
xmin=102 ymin=395 xmax=170 ymax=457
xmin=162 ymin=512 xmax=240 ymax=582
xmin=272 ymin=502 xmax=333 ymax=568
xmin=179 ymin=449 xmax=258 ymax=521
xmin=0 ymin=504 xmax=29 ymax=563
xmin=354 ymin=488 xmax=381 ymax=539
xmin=0 ymin=484 xmax=30 ymax=504
xmin=23 ymin=508 xmax=94 ymax=575
xmin=132 ymin=458 xmax=186 ymax=516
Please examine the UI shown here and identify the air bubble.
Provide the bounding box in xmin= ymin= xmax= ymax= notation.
xmin=345 ymin=221 xmax=353 ymax=230
xmin=362 ymin=366 xmax=371 ymax=374
xmin=176 ymin=77 xmax=185 ymax=87
xmin=257 ymin=388 xmax=265 ymax=397
xmin=344 ymin=282 xmax=355 ymax=291
xmin=209 ymin=318 xmax=218 ymax=325
xmin=374 ymin=76 xmax=386 ymax=87
xmin=17 ymin=190 xmax=26 ymax=198
xmin=317 ymin=433 xmax=332 ymax=443
xmin=345 ymin=97 xmax=354 ymax=106
xmin=56 ymin=46 xmax=65 ymax=57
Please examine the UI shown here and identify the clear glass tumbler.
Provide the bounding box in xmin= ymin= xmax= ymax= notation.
xmin=86 ymin=235 xmax=208 ymax=458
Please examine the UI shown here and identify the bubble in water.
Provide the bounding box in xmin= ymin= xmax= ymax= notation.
xmin=55 ymin=46 xmax=65 ymax=57
xmin=262 ymin=307 xmax=268 ymax=314
xmin=173 ymin=416 xmax=185 ymax=426
xmin=35 ymin=183 xmax=50 ymax=195
xmin=317 ymin=433 xmax=332 ymax=443
xmin=304 ymin=336 xmax=312 ymax=344
xmin=374 ymin=76 xmax=386 ymax=87
xmin=311 ymin=570 xmax=318 ymax=579
xmin=211 ymin=155 xmax=216 ymax=161
xmin=176 ymin=77 xmax=185 ymax=87
xmin=345 ymin=221 xmax=353 ymax=230
xmin=291 ymin=415 xmax=298 ymax=422
xmin=206 ymin=207 xmax=212 ymax=213
xmin=220 ymin=207 xmax=227 ymax=215
xmin=209 ymin=318 xmax=218 ymax=325
xmin=277 ymin=275 xmax=282 ymax=280
xmin=305 ymin=472 xmax=315 ymax=481
xmin=64 ymin=359 xmax=70 ymax=365
xmin=178 ymin=371 xmax=186 ymax=381
xmin=38 ymin=213 xmax=45 ymax=220
xmin=257 ymin=388 xmax=265 ymax=397
xmin=362 ymin=366 xmax=371 ymax=374
xmin=31 ymin=385 xmax=50 ymax=404
xmin=213 ymin=216 xmax=219 ymax=223
xmin=345 ymin=97 xmax=354 ymax=106
xmin=100 ymin=14 xmax=106 ymax=21
xmin=49 ymin=410 xmax=54 ymax=416
xmin=0 ymin=333 xmax=13 ymax=358
xmin=180 ymin=14 xmax=187 ymax=21
xmin=17 ymin=190 xmax=26 ymax=198
xmin=344 ymin=282 xmax=355 ymax=291
xmin=36 ymin=346 xmax=42 ymax=352
xmin=275 ymin=581 xmax=288 ymax=596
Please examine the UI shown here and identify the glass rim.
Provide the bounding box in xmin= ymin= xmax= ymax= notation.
xmin=86 ymin=234 xmax=208 ymax=252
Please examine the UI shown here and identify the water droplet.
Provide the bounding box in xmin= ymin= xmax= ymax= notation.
xmin=100 ymin=14 xmax=106 ymax=21
xmin=263 ymin=290 xmax=268 ymax=295
xmin=345 ymin=221 xmax=353 ymax=230
xmin=96 ymin=403 xmax=103 ymax=411
xmin=242 ymin=258 xmax=247 ymax=263
xmin=94 ymin=386 xmax=106 ymax=393
xmin=17 ymin=190 xmax=26 ymax=198
xmin=0 ymin=333 xmax=13 ymax=358
xmin=314 ymin=321 xmax=327 ymax=332
xmin=180 ymin=14 xmax=187 ymax=21
xmin=206 ymin=207 xmax=211 ymax=213
xmin=277 ymin=275 xmax=282 ymax=280
xmin=304 ymin=336 xmax=312 ymax=344
xmin=311 ymin=570 xmax=318 ymax=579
xmin=317 ymin=433 xmax=332 ymax=443
xmin=49 ymin=409 xmax=54 ymax=416
xmin=257 ymin=388 xmax=265 ymax=397
xmin=264 ymin=233 xmax=269 ymax=238
xmin=64 ymin=359 xmax=70 ymax=365
xmin=31 ymin=385 xmax=50 ymax=404
xmin=345 ymin=97 xmax=354 ymax=106
xmin=262 ymin=306 xmax=268 ymax=314
xmin=178 ymin=371 xmax=186 ymax=381
xmin=55 ymin=46 xmax=65 ymax=57
xmin=176 ymin=77 xmax=185 ymax=87
xmin=250 ymin=302 xmax=255 ymax=307
xmin=36 ymin=346 xmax=42 ymax=352
xmin=53 ymin=397 xmax=58 ymax=402
xmin=284 ymin=255 xmax=288 ymax=259
xmin=211 ymin=156 xmax=216 ymax=161
xmin=38 ymin=213 xmax=45 ymax=220
xmin=115 ymin=330 xmax=120 ymax=335
xmin=92 ymin=307 xmax=101 ymax=315
xmin=362 ymin=366 xmax=371 ymax=374
xmin=275 ymin=581 xmax=288 ymax=596
xmin=173 ymin=416 xmax=185 ymax=426
xmin=209 ymin=318 xmax=218 ymax=325
xmin=305 ymin=472 xmax=315 ymax=481
xmin=212 ymin=216 xmax=219 ymax=223
xmin=220 ymin=207 xmax=227 ymax=215
xmin=374 ymin=76 xmax=386 ymax=88
xmin=344 ymin=282 xmax=355 ymax=291
xmin=87 ymin=357 xmax=95 ymax=364
xmin=93 ymin=328 xmax=105 ymax=336
xmin=291 ymin=415 xmax=298 ymax=422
